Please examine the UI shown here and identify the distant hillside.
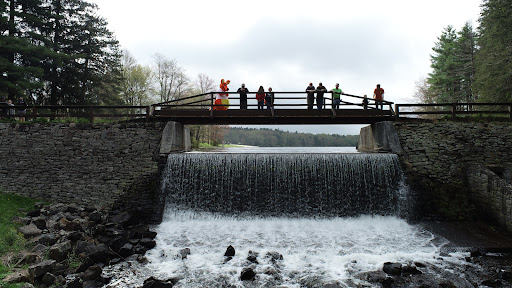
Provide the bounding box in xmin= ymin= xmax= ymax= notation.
xmin=224 ymin=127 xmax=358 ymax=147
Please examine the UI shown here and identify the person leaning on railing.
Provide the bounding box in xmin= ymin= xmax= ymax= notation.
xmin=331 ymin=83 xmax=343 ymax=110
xmin=256 ymin=86 xmax=265 ymax=110
xmin=306 ymin=83 xmax=315 ymax=110
xmin=316 ymin=82 xmax=327 ymax=110
xmin=265 ymin=87 xmax=274 ymax=110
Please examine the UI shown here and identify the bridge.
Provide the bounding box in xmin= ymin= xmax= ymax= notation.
xmin=1 ymin=92 xmax=511 ymax=124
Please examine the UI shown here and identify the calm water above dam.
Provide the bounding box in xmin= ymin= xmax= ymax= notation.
xmin=103 ymin=147 xmax=475 ymax=288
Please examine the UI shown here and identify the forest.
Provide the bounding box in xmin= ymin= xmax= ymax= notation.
xmin=223 ymin=127 xmax=359 ymax=147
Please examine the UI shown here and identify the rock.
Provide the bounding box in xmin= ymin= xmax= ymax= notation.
xmin=20 ymin=283 xmax=36 ymax=288
xmin=34 ymin=202 xmax=45 ymax=209
xmin=402 ymin=264 xmax=422 ymax=275
xmin=481 ymin=279 xmax=502 ymax=287
xmin=119 ymin=243 xmax=134 ymax=257
xmin=140 ymin=238 xmax=156 ymax=249
xmin=16 ymin=252 xmax=41 ymax=266
xmin=26 ymin=209 xmax=41 ymax=217
xmin=11 ymin=216 xmax=31 ymax=226
xmin=247 ymin=255 xmax=258 ymax=264
xmin=224 ymin=245 xmax=235 ymax=257
xmin=265 ymin=251 xmax=283 ymax=263
xmin=179 ymin=248 xmax=191 ymax=260
xmin=383 ymin=262 xmax=402 ymax=276
xmin=42 ymin=272 xmax=57 ymax=286
xmin=59 ymin=217 xmax=82 ymax=231
xmin=82 ymin=280 xmax=104 ymax=288
xmin=38 ymin=233 xmax=58 ymax=246
xmin=28 ymin=259 xmax=56 ymax=279
xmin=31 ymin=217 xmax=47 ymax=230
xmin=66 ymin=278 xmax=83 ymax=288
xmin=48 ymin=241 xmax=72 ymax=262
xmin=240 ymin=267 xmax=256 ymax=281
xmin=76 ymin=240 xmax=94 ymax=254
xmin=18 ymin=224 xmax=42 ymax=238
xmin=80 ymin=265 xmax=102 ymax=281
xmin=84 ymin=244 xmax=115 ymax=263
xmin=223 ymin=256 xmax=233 ymax=264
xmin=88 ymin=211 xmax=103 ymax=223
xmin=142 ymin=276 xmax=179 ymax=288
xmin=31 ymin=243 xmax=48 ymax=253
xmin=470 ymin=248 xmax=484 ymax=257
xmin=110 ymin=212 xmax=132 ymax=227
xmin=2 ymin=269 xmax=32 ymax=283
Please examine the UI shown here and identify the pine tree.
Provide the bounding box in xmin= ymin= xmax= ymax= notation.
xmin=475 ymin=0 xmax=512 ymax=102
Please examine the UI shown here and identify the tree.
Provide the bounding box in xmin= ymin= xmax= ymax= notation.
xmin=153 ymin=53 xmax=191 ymax=103
xmin=120 ymin=50 xmax=153 ymax=106
xmin=455 ymin=22 xmax=477 ymax=104
xmin=474 ymin=0 xmax=512 ymax=102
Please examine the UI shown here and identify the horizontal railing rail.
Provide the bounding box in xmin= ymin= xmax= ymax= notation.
xmin=395 ymin=103 xmax=512 ymax=119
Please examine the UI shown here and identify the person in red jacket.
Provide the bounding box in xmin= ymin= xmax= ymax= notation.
xmin=373 ymin=84 xmax=384 ymax=109
xmin=256 ymin=86 xmax=265 ymax=110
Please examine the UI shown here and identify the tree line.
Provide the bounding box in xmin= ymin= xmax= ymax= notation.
xmin=0 ymin=0 xmax=215 ymax=106
xmin=416 ymin=0 xmax=512 ymax=106
xmin=222 ymin=127 xmax=359 ymax=147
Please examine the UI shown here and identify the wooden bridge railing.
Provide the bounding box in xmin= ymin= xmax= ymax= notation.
xmin=153 ymin=91 xmax=394 ymax=111
xmin=395 ymin=103 xmax=512 ymax=119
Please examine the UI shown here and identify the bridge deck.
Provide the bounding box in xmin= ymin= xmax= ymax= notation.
xmin=153 ymin=108 xmax=395 ymax=124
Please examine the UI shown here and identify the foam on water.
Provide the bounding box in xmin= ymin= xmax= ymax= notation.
xmin=129 ymin=209 xmax=465 ymax=288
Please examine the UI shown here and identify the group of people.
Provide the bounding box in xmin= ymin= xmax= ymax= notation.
xmin=213 ymin=79 xmax=385 ymax=110
xmin=0 ymin=96 xmax=28 ymax=121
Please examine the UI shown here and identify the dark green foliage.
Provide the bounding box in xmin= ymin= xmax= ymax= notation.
xmin=474 ymin=0 xmax=512 ymax=103
xmin=427 ymin=23 xmax=477 ymax=105
xmin=223 ymin=127 xmax=359 ymax=147
xmin=0 ymin=0 xmax=122 ymax=105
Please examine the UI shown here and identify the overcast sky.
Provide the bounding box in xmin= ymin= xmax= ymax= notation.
xmin=90 ymin=0 xmax=482 ymax=135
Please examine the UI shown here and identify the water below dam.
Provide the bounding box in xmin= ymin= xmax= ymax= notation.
xmin=102 ymin=147 xmax=509 ymax=287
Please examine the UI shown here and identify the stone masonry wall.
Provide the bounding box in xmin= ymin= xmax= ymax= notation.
xmin=393 ymin=121 xmax=512 ymax=221
xmin=0 ymin=122 xmax=167 ymax=210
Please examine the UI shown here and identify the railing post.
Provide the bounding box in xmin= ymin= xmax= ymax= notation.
xmin=395 ymin=104 xmax=400 ymax=119
xmin=146 ymin=105 xmax=151 ymax=122
xmin=451 ymin=104 xmax=456 ymax=119
xmin=210 ymin=92 xmax=214 ymax=118
xmin=32 ymin=106 xmax=37 ymax=121
xmin=89 ymin=106 xmax=94 ymax=123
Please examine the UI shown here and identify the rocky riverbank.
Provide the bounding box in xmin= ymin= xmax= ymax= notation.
xmin=2 ymin=202 xmax=157 ymax=288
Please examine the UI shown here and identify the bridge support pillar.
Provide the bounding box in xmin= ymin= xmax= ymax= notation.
xmin=159 ymin=121 xmax=192 ymax=155
xmin=357 ymin=121 xmax=403 ymax=153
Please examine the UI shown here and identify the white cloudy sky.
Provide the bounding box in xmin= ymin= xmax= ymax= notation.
xmin=90 ymin=0 xmax=482 ymax=135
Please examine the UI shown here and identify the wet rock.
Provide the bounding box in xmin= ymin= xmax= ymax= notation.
xmin=41 ymin=272 xmax=57 ymax=286
xmin=80 ymin=265 xmax=102 ymax=281
xmin=119 ymin=243 xmax=134 ymax=257
xmin=84 ymin=244 xmax=115 ymax=263
xmin=223 ymin=256 xmax=233 ymax=263
xmin=179 ymin=248 xmax=191 ymax=260
xmin=82 ymin=280 xmax=104 ymax=288
xmin=140 ymin=238 xmax=156 ymax=249
xmin=481 ymin=279 xmax=502 ymax=287
xmin=48 ymin=240 xmax=72 ymax=262
xmin=383 ymin=262 xmax=402 ymax=276
xmin=247 ymin=255 xmax=258 ymax=264
xmin=18 ymin=224 xmax=42 ymax=238
xmin=142 ymin=276 xmax=179 ymax=288
xmin=66 ymin=278 xmax=83 ymax=288
xmin=28 ymin=259 xmax=56 ymax=279
xmin=402 ymin=264 xmax=422 ymax=275
xmin=224 ymin=245 xmax=235 ymax=257
xmin=265 ymin=251 xmax=283 ymax=263
xmin=240 ymin=267 xmax=256 ymax=281
xmin=2 ymin=269 xmax=32 ymax=283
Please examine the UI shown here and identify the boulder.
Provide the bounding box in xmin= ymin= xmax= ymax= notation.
xmin=26 ymin=209 xmax=41 ymax=217
xmin=66 ymin=278 xmax=83 ymax=288
xmin=18 ymin=224 xmax=42 ymax=238
xmin=31 ymin=217 xmax=47 ymax=230
xmin=119 ymin=243 xmax=134 ymax=257
xmin=383 ymin=262 xmax=402 ymax=276
xmin=2 ymin=269 xmax=32 ymax=283
xmin=84 ymin=244 xmax=115 ymax=263
xmin=48 ymin=240 xmax=72 ymax=262
xmin=80 ymin=265 xmax=102 ymax=281
xmin=42 ymin=272 xmax=57 ymax=286
xmin=110 ymin=212 xmax=132 ymax=227
xmin=179 ymin=248 xmax=191 ymax=260
xmin=140 ymin=238 xmax=156 ymax=249
xmin=38 ymin=233 xmax=58 ymax=246
xmin=142 ymin=276 xmax=179 ymax=288
xmin=31 ymin=244 xmax=48 ymax=253
xmin=240 ymin=267 xmax=256 ymax=281
xmin=28 ymin=259 xmax=56 ymax=279
xmin=224 ymin=245 xmax=235 ymax=257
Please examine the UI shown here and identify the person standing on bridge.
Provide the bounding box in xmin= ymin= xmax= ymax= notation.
xmin=237 ymin=83 xmax=249 ymax=110
xmin=265 ymin=87 xmax=274 ymax=110
xmin=373 ymin=84 xmax=384 ymax=110
xmin=316 ymin=82 xmax=327 ymax=110
xmin=256 ymin=86 xmax=265 ymax=110
xmin=306 ymin=83 xmax=315 ymax=110
xmin=331 ymin=83 xmax=343 ymax=110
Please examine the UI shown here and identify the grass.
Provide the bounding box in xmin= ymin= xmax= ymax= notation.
xmin=0 ymin=193 xmax=38 ymax=288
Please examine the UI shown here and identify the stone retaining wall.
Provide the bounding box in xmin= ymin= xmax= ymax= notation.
xmin=392 ymin=121 xmax=512 ymax=222
xmin=0 ymin=122 xmax=170 ymax=217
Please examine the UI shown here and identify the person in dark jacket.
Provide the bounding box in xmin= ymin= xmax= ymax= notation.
xmin=237 ymin=83 xmax=249 ymax=109
xmin=306 ymin=83 xmax=315 ymax=110
xmin=17 ymin=96 xmax=27 ymax=121
xmin=265 ymin=87 xmax=274 ymax=110
xmin=316 ymin=82 xmax=327 ymax=110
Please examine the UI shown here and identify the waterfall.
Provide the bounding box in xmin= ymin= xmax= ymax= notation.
xmin=161 ymin=153 xmax=406 ymax=217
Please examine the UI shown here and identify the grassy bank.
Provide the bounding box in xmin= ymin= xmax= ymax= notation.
xmin=0 ymin=192 xmax=38 ymax=287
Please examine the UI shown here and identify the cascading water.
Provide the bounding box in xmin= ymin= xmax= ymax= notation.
xmin=161 ymin=153 xmax=406 ymax=217
xmin=103 ymin=151 xmax=471 ymax=288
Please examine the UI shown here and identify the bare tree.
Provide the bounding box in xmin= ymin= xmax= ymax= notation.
xmin=195 ymin=73 xmax=215 ymax=94
xmin=153 ymin=53 xmax=192 ymax=103
xmin=121 ymin=50 xmax=154 ymax=106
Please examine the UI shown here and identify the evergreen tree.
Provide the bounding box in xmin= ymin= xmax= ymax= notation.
xmin=455 ymin=22 xmax=477 ymax=103
xmin=475 ymin=0 xmax=512 ymax=102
